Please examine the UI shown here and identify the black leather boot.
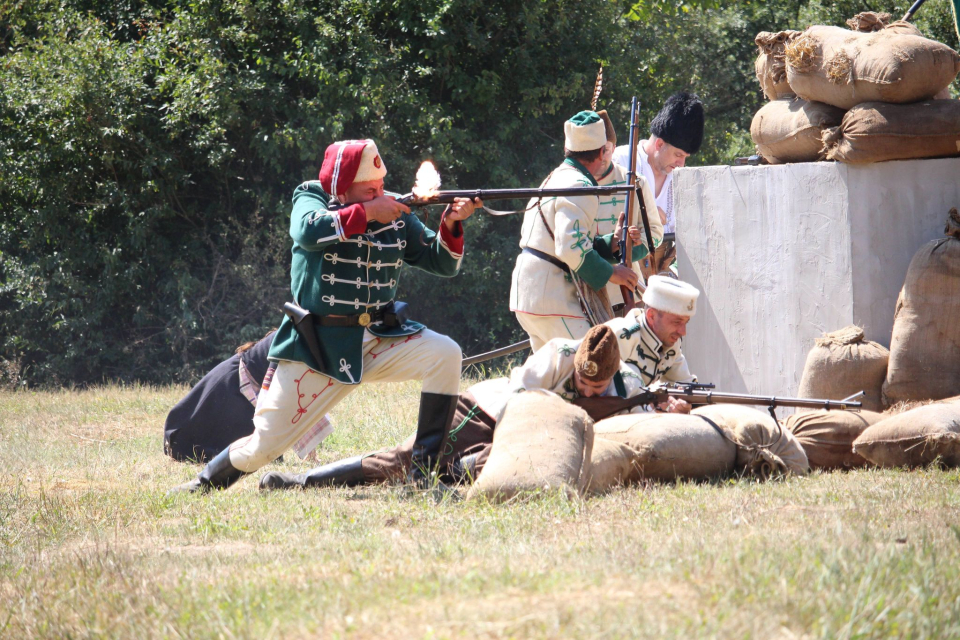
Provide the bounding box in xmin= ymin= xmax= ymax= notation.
xmin=408 ymin=392 xmax=458 ymax=486
xmin=168 ymin=446 xmax=247 ymax=494
xmin=259 ymin=455 xmax=367 ymax=491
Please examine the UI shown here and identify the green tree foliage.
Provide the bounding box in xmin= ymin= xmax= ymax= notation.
xmin=1 ymin=0 xmax=958 ymax=386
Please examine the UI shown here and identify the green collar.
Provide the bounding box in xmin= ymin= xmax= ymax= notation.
xmin=563 ymin=157 xmax=600 ymax=186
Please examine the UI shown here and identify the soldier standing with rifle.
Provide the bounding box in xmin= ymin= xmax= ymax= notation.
xmin=509 ymin=111 xmax=653 ymax=351
xmin=170 ymin=139 xmax=480 ymax=494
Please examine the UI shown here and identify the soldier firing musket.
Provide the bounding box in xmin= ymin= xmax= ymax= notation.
xmin=170 ymin=138 xmax=482 ymax=494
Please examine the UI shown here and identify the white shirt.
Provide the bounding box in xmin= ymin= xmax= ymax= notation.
xmin=612 ymin=141 xmax=675 ymax=234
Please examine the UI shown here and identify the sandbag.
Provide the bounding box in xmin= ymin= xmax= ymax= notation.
xmin=823 ymin=100 xmax=960 ymax=164
xmin=853 ymin=402 xmax=960 ymax=467
xmin=846 ymin=12 xmax=922 ymax=37
xmin=755 ymin=31 xmax=800 ymax=101
xmin=883 ymin=210 xmax=960 ymax=405
xmin=593 ymin=412 xmax=737 ymax=482
xmin=750 ymin=98 xmax=845 ymax=164
xmin=785 ymin=26 xmax=960 ymax=109
xmin=797 ymin=325 xmax=889 ymax=412
xmin=584 ymin=438 xmax=639 ymax=493
xmin=784 ymin=409 xmax=885 ymax=470
xmin=467 ymin=391 xmax=593 ymax=502
xmin=692 ymin=405 xmax=810 ymax=477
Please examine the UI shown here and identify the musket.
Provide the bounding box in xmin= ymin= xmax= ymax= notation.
xmin=619 ymin=97 xmax=641 ymax=310
xmin=571 ymin=382 xmax=864 ymax=422
xmin=619 ymin=96 xmax=656 ymax=311
xmin=461 ymin=339 xmax=531 ymax=368
xmin=327 ymin=185 xmax=636 ymax=210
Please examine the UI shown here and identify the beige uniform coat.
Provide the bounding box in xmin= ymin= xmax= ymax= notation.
xmin=510 ymin=160 xmax=618 ymax=319
xmin=604 ymin=308 xmax=696 ymax=386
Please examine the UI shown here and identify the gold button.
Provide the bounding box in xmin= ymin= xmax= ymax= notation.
xmin=358 ymin=312 xmax=371 ymax=327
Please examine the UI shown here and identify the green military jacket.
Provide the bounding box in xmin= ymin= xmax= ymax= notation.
xmin=268 ymin=180 xmax=464 ymax=384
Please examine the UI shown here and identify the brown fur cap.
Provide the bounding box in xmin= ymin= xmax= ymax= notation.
xmin=575 ymin=325 xmax=620 ymax=382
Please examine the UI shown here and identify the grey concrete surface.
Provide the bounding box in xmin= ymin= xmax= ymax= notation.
xmin=674 ymin=157 xmax=960 ymax=398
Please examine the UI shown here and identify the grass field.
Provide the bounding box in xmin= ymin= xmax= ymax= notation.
xmin=1 ymin=382 xmax=959 ymax=639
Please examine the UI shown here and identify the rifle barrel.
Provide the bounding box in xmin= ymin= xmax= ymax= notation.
xmin=669 ymin=389 xmax=862 ymax=411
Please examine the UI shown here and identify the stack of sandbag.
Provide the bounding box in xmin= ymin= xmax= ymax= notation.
xmin=587 ymin=412 xmax=737 ymax=492
xmin=751 ymin=30 xmax=847 ymax=164
xmin=750 ymin=12 xmax=960 ymax=165
xmin=797 ymin=325 xmax=889 ymax=412
xmin=693 ymin=405 xmax=810 ymax=477
xmin=784 ymin=409 xmax=885 ymax=470
xmin=852 ymin=400 xmax=960 ymax=468
xmin=467 ymin=390 xmax=593 ymax=502
xmin=750 ymin=98 xmax=846 ymax=163
xmin=882 ymin=209 xmax=960 ymax=406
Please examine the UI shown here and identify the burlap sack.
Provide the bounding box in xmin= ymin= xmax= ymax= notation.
xmin=755 ymin=31 xmax=800 ymax=101
xmin=467 ymin=391 xmax=593 ymax=502
xmin=784 ymin=409 xmax=885 ymax=470
xmin=846 ymin=12 xmax=922 ymax=37
xmin=823 ymin=100 xmax=960 ymax=164
xmin=852 ymin=402 xmax=960 ymax=467
xmin=785 ymin=26 xmax=960 ymax=109
xmin=584 ymin=438 xmax=639 ymax=493
xmin=593 ymin=412 xmax=737 ymax=482
xmin=883 ymin=210 xmax=960 ymax=405
xmin=750 ymin=98 xmax=845 ymax=164
xmin=797 ymin=325 xmax=889 ymax=412
xmin=692 ymin=405 xmax=810 ymax=477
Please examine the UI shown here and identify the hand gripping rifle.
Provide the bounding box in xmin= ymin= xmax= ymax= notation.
xmin=571 ymin=382 xmax=864 ymax=423
xmin=619 ymin=96 xmax=656 ymax=312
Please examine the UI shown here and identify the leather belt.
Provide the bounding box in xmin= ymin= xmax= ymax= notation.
xmin=522 ymin=247 xmax=570 ymax=274
xmin=317 ymin=307 xmax=387 ymax=327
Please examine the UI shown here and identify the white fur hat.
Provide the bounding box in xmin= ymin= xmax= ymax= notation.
xmin=564 ymin=111 xmax=607 ymax=152
xmin=642 ymin=276 xmax=699 ymax=316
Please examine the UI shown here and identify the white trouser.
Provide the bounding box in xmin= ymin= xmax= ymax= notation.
xmin=514 ymin=312 xmax=592 ymax=352
xmin=228 ymin=329 xmax=461 ymax=472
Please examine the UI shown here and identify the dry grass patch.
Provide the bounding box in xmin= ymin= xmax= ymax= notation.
xmin=1 ymin=385 xmax=960 ymax=638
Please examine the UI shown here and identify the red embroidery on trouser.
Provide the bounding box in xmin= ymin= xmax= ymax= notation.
xmin=292 ymin=368 xmax=334 ymax=424
xmin=369 ymin=333 xmax=423 ymax=359
xmin=232 ymin=330 xmax=460 ymax=473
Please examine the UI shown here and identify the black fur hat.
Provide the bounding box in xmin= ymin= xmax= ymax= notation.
xmin=650 ymin=92 xmax=704 ymax=154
